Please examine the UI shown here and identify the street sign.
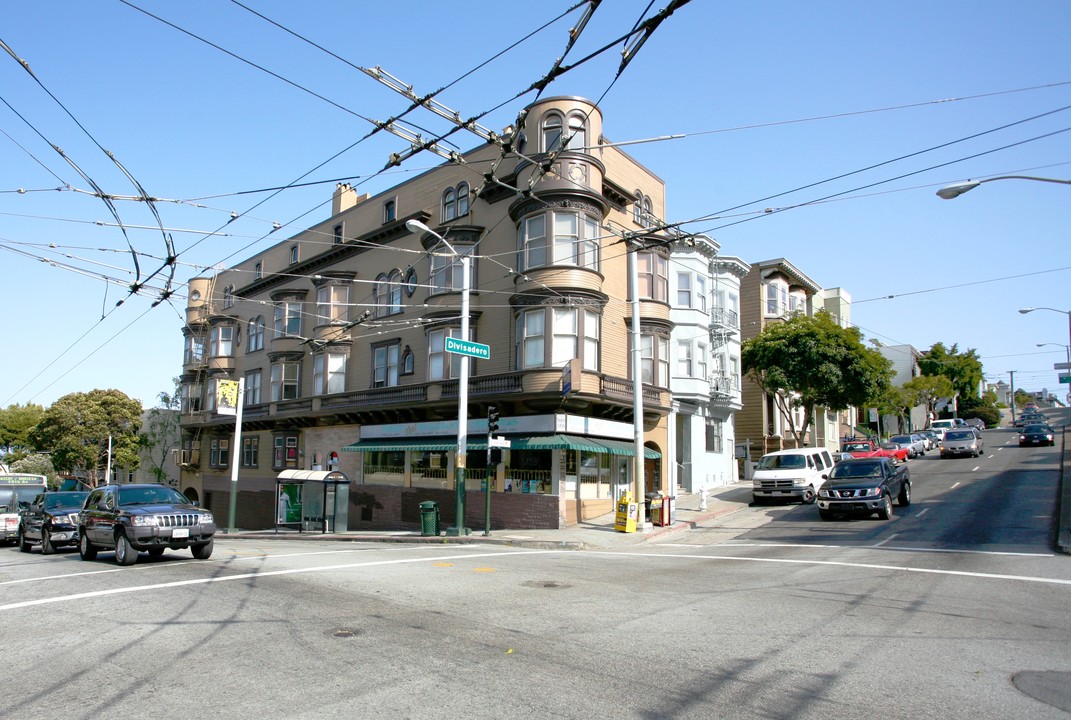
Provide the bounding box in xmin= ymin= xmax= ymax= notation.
xmin=1060 ymin=374 xmax=1071 ymax=384
xmin=445 ymin=336 xmax=490 ymax=359
xmin=1054 ymin=362 xmax=1071 ymax=370
xmin=489 ymin=436 xmax=512 ymax=448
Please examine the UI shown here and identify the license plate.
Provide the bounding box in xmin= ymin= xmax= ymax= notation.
xmin=772 ymin=491 xmax=783 ymax=496
xmin=172 ymin=528 xmax=189 ymax=539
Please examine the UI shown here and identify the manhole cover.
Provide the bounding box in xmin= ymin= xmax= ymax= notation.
xmin=521 ymin=580 xmax=568 ymax=589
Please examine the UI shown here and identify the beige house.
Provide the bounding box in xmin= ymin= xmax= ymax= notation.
xmin=177 ymin=96 xmax=676 ymax=530
xmin=736 ymin=259 xmax=854 ymax=464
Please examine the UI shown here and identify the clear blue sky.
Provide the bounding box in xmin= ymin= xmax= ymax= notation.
xmin=2 ymin=0 xmax=1069 ymax=409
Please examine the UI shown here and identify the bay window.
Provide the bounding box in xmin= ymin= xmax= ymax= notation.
xmin=270 ymin=361 xmax=300 ymax=401
xmin=372 ymin=342 xmax=400 ymax=388
xmin=313 ymin=352 xmax=347 ymax=395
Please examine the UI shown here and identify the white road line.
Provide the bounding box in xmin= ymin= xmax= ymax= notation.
xmin=972 ymin=466 xmax=980 ymax=472
xmin=916 ymin=508 xmax=929 ymax=517
xmin=951 ymin=482 xmax=961 ymax=489
xmin=0 ymin=549 xmax=556 ymax=612
xmin=872 ymin=533 xmax=899 ymax=547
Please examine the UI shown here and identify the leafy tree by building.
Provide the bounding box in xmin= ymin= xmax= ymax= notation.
xmin=0 ymin=403 xmax=45 ymax=463
xmin=9 ymin=453 xmax=57 ymax=487
xmin=742 ymin=311 xmax=892 ymax=446
xmin=919 ymin=343 xmax=983 ymax=401
xmin=28 ymin=389 xmax=142 ymax=487
xmin=140 ymin=385 xmax=181 ymax=487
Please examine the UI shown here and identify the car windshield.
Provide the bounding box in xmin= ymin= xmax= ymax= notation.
xmin=0 ymin=486 xmax=43 ymax=511
xmin=842 ymin=442 xmax=870 ymax=452
xmin=831 ymin=462 xmax=883 ymax=479
xmin=756 ymin=454 xmax=806 ymax=470
xmin=890 ymin=436 xmax=911 ymax=443
xmin=117 ymin=486 xmax=188 ymax=506
xmin=44 ymin=491 xmax=89 ymax=510
xmin=945 ymin=431 xmax=973 ymax=440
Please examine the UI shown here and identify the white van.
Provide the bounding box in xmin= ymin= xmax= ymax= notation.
xmin=929 ymin=419 xmax=957 ymax=440
xmin=752 ymin=447 xmax=835 ymax=504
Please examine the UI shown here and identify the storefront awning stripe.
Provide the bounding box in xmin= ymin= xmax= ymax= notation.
xmin=342 ymin=434 xmax=658 ymax=457
xmin=595 ymin=437 xmax=662 ymax=459
xmin=508 ymin=434 xmax=607 ymax=453
xmin=343 ymin=439 xmax=458 ymax=452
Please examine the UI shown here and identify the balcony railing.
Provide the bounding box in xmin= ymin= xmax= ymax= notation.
xmin=710 ymin=372 xmax=740 ymax=396
xmin=711 ymin=307 xmax=739 ymax=330
xmin=320 ymin=385 xmax=428 ymax=408
xmin=442 ymin=373 xmax=523 ymax=399
xmin=601 ymin=376 xmax=664 ymax=404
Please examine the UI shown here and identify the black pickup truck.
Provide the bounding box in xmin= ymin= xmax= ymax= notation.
xmin=816 ymin=457 xmax=911 ymax=521
xmin=78 ymin=483 xmax=216 ymax=565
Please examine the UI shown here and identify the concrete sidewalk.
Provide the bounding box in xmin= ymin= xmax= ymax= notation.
xmin=227 ymin=482 xmax=756 ymax=550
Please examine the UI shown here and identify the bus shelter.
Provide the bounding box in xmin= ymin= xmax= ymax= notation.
xmin=274 ymin=470 xmax=350 ymax=534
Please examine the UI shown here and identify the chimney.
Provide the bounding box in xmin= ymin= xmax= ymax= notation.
xmin=332 ymin=183 xmax=357 ymax=216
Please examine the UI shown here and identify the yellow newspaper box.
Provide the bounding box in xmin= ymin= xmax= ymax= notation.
xmin=614 ymin=493 xmax=639 ymax=533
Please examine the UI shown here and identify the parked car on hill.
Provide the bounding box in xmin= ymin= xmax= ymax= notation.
xmin=816 ymin=457 xmax=911 ymax=521
xmin=889 ymin=434 xmax=926 ymax=458
xmin=964 ymin=418 xmax=986 ymax=431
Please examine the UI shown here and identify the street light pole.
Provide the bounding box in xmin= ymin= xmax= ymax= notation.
xmin=936 ymin=175 xmax=1071 ymax=199
xmin=406 ymin=219 xmax=471 ymax=536
xmin=1023 ymin=308 xmax=1071 ymax=403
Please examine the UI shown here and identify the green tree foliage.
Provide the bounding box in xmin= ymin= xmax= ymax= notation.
xmin=140 ymin=385 xmax=181 ymax=487
xmin=742 ymin=311 xmax=893 ymax=446
xmin=28 ymin=389 xmax=143 ymax=487
xmin=918 ymin=342 xmax=983 ymax=400
xmin=0 ymin=403 xmax=45 ymax=461
xmin=10 ymin=453 xmax=57 ymax=487
xmin=903 ymin=375 xmax=955 ymax=416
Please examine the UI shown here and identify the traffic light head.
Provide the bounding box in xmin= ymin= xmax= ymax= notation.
xmin=487 ymin=405 xmax=500 ymax=434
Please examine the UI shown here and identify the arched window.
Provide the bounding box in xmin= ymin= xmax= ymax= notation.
xmin=456 ymin=182 xmax=469 ymax=217
xmin=566 ymin=112 xmax=586 ymax=151
xmin=222 ymin=285 xmax=235 ymax=309
xmin=442 ymin=183 xmax=470 ymax=222
xmin=542 ymin=112 xmax=563 ymax=152
xmin=247 ymin=316 xmax=265 ymax=352
xmin=442 ymin=187 xmax=456 ymax=221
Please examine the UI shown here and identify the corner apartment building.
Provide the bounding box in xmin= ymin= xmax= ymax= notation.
xmin=668 ymin=235 xmax=749 ymax=493
xmin=177 ymin=96 xmax=679 ymax=530
xmin=736 ymin=259 xmax=854 ymax=463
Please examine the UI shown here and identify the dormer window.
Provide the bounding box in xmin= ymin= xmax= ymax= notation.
xmin=442 ymin=182 xmax=470 ymax=222
xmin=289 ymin=245 xmax=299 ymax=265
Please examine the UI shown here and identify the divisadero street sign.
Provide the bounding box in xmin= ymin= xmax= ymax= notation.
xmin=445 ymin=336 xmax=490 ymax=359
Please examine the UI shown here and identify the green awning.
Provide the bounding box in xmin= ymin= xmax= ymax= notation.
xmin=505 ymin=434 xmax=606 ymax=452
xmin=595 ymin=437 xmax=662 ymax=459
xmin=343 ymin=438 xmax=489 ymax=452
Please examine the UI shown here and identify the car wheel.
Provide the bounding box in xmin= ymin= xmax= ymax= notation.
xmin=819 ymin=509 xmax=835 ymax=521
xmin=191 ymin=538 xmax=214 ymax=560
xmin=41 ymin=530 xmax=54 ymax=555
xmin=147 ymin=547 xmax=165 ymax=559
xmin=898 ymin=481 xmax=911 ymax=507
xmin=79 ymin=531 xmax=98 ymax=561
xmin=17 ymin=527 xmax=31 ymax=553
xmin=877 ymin=493 xmax=893 ymax=520
xmin=114 ymin=532 xmax=138 ymax=566
xmin=801 ymin=486 xmax=816 ymax=505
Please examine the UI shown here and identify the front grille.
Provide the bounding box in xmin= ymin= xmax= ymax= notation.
xmin=759 ymin=480 xmax=795 ymax=489
xmin=156 ymin=513 xmax=199 ymax=528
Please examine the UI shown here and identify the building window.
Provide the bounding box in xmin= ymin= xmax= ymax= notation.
xmin=696 ymin=275 xmax=708 ymax=313
xmin=244 ymin=370 xmax=262 ymax=405
xmin=789 ymin=289 xmax=807 ymax=315
xmin=273 ymin=434 xmax=299 ymax=470
xmin=401 ymin=346 xmax=414 ymax=375
xmin=209 ymin=438 xmax=230 ymax=468
xmin=209 ymin=325 xmax=235 ymax=357
xmin=374 ymin=271 xmax=403 ymax=316
xmin=274 ymin=300 xmax=302 ymax=337
xmin=706 ymin=418 xmax=723 ymax=453
xmin=428 ymin=328 xmax=468 ymax=380
xmin=181 ymin=382 xmax=202 ymax=413
xmin=677 ymin=273 xmax=691 ymax=308
xmin=242 ymin=436 xmax=259 ymax=468
xmin=372 ymin=342 xmax=400 ymax=388
xmin=516 ymin=307 xmax=600 ymax=371
xmin=254 ymin=262 xmax=262 ymax=280
xmin=430 ymin=246 xmax=475 ymax=294
xmin=677 ymin=340 xmax=693 ymax=377
xmin=247 ymin=317 xmax=264 ymax=353
xmin=442 ymin=183 xmax=470 ymax=222
xmin=639 ymin=333 xmax=670 ymax=387
xmin=333 ymin=223 xmax=343 ymax=244
xmin=765 ymin=279 xmax=789 ymax=317
xmin=316 ymin=285 xmax=349 ymax=325
xmin=313 ymin=352 xmax=347 ymax=395
xmin=518 ymin=210 xmax=599 ymax=272
xmin=270 ymin=361 xmax=300 ymax=401
xmin=541 ymin=111 xmax=587 ymax=153
xmin=698 ymin=343 xmax=708 ymax=381
xmin=634 ymin=193 xmax=655 ymax=228
xmin=184 ymin=334 xmax=204 ymax=364
xmin=637 ymin=251 xmax=668 ymax=302
xmin=222 ymin=285 xmax=235 ymax=309
xmin=383 ymin=199 xmax=396 ymax=223
xmin=289 ymin=245 xmax=299 ymax=265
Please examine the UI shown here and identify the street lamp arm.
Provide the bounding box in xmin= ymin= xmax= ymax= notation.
xmin=937 ymin=175 xmax=1071 ymax=199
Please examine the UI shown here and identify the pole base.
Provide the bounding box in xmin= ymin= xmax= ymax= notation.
xmin=446 ymin=526 xmax=471 ymax=537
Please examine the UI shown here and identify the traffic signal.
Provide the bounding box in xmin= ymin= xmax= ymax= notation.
xmin=487 ymin=405 xmax=500 ymax=434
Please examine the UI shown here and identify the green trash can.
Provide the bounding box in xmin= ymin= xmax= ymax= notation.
xmin=419 ymin=500 xmax=440 ymax=537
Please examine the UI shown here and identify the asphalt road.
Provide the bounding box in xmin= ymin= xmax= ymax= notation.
xmin=2 ymin=426 xmax=1068 ymax=720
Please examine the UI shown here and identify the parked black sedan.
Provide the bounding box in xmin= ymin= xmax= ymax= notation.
xmin=18 ymin=491 xmax=89 ymax=554
xmin=816 ymin=457 xmax=911 ymax=521
xmin=1019 ymin=424 xmax=1055 ymax=447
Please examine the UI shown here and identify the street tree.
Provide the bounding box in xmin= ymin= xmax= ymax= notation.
xmin=10 ymin=453 xmax=57 ymax=487
xmin=742 ymin=311 xmax=892 ymax=446
xmin=28 ymin=389 xmax=143 ymax=487
xmin=903 ymin=375 xmax=955 ymax=419
xmin=140 ymin=384 xmax=181 ymax=487
xmin=919 ymin=343 xmax=983 ymax=401
xmin=0 ymin=403 xmax=45 ymax=461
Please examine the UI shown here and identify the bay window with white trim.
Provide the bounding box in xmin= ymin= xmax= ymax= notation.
xmin=313 ymin=351 xmax=347 ymax=395
xmin=516 ymin=306 xmax=600 ymax=370
xmin=639 ymin=333 xmax=670 ymax=387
